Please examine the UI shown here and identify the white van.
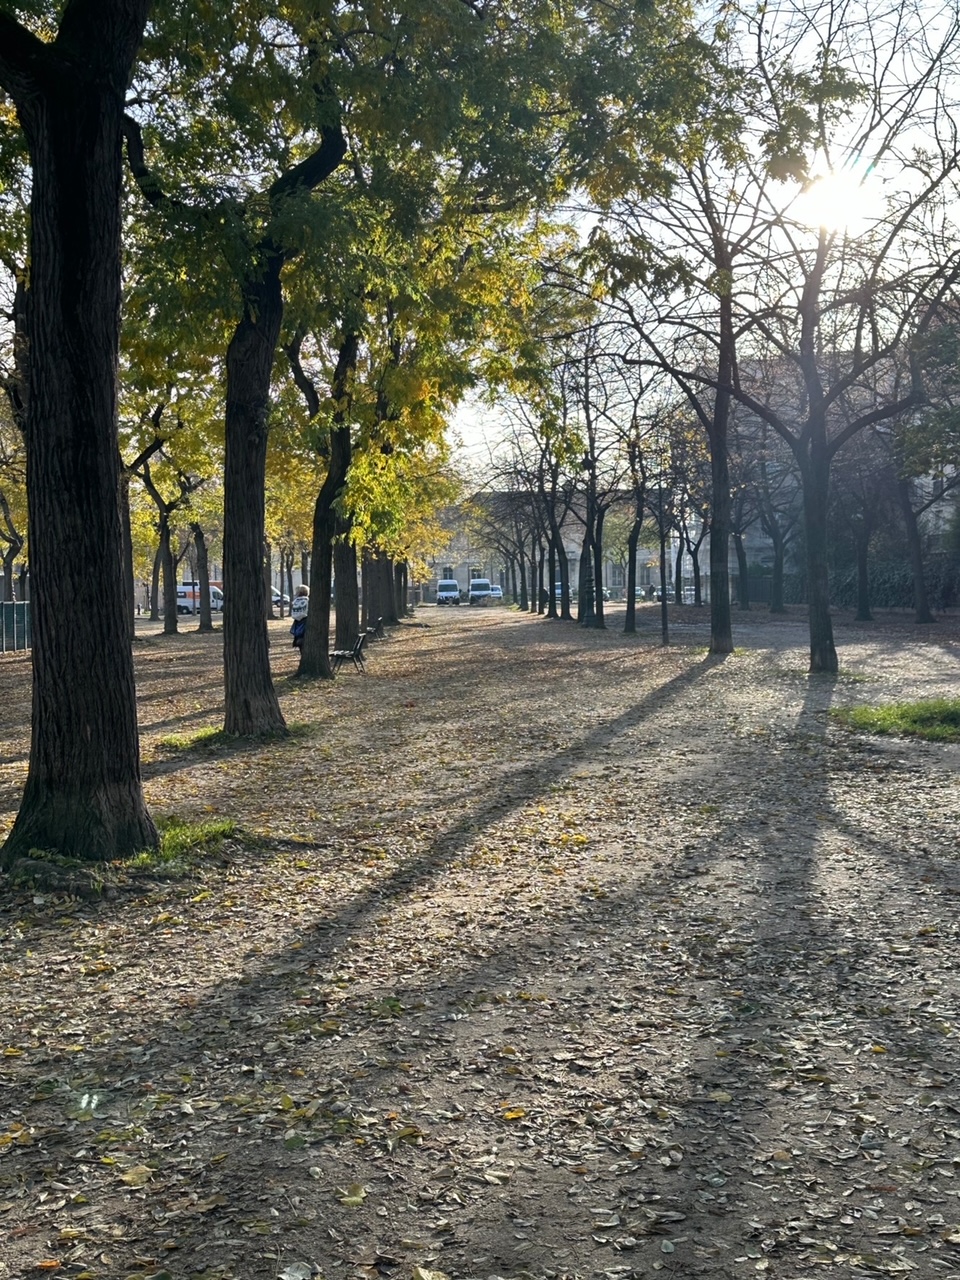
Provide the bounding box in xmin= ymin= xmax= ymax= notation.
xmin=436 ymin=579 xmax=461 ymax=605
xmin=177 ymin=584 xmax=223 ymax=614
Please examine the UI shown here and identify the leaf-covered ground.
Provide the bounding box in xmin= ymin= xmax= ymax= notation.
xmin=1 ymin=604 xmax=959 ymax=1280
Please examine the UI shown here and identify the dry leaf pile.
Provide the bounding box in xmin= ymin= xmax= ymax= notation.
xmin=0 ymin=605 xmax=958 ymax=1280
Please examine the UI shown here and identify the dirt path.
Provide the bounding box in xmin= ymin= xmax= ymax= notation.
xmin=1 ymin=605 xmax=959 ymax=1280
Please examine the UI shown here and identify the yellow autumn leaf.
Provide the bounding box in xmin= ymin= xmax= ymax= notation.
xmin=501 ymin=1107 xmax=526 ymax=1120
xmin=337 ymin=1183 xmax=367 ymax=1206
xmin=412 ymin=1269 xmax=450 ymax=1280
xmin=119 ymin=1165 xmax=154 ymax=1186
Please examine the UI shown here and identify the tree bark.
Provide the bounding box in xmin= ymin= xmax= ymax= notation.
xmin=300 ymin=334 xmax=358 ymax=677
xmin=381 ymin=553 xmax=400 ymax=624
xmin=192 ymin=523 xmax=214 ymax=633
xmin=0 ymin=5 xmax=157 ymax=864
xmin=707 ymin=297 xmax=734 ymax=651
xmin=150 ymin=546 xmax=161 ymax=620
xmin=801 ymin=444 xmax=839 ymax=671
xmin=761 ymin=511 xmax=787 ymax=615
xmin=159 ymin=515 xmax=178 ymax=634
xmin=222 ymin=266 xmax=288 ymax=730
xmin=334 ymin=532 xmax=359 ymax=648
xmin=624 ymin=513 xmax=643 ymax=633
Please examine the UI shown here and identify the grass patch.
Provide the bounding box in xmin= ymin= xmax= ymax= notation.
xmin=832 ymin=698 xmax=960 ymax=743
xmin=125 ymin=815 xmax=238 ymax=875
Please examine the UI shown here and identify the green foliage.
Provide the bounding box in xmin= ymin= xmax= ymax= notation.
xmin=125 ymin=815 xmax=238 ymax=874
xmin=832 ymin=699 xmax=960 ymax=743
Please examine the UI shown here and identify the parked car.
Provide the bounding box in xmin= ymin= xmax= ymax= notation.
xmin=489 ymin=584 xmax=504 ymax=602
xmin=436 ymin=579 xmax=461 ymax=605
xmin=468 ymin=578 xmax=493 ymax=604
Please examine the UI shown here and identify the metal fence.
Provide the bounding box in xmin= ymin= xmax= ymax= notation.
xmin=0 ymin=601 xmax=31 ymax=653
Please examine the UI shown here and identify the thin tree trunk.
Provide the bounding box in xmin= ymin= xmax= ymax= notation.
xmin=802 ymin=447 xmax=839 ymax=671
xmin=854 ymin=526 xmax=873 ymax=622
xmin=160 ymin=516 xmax=178 ymax=635
xmin=707 ymin=323 xmax=734 ymax=652
xmin=658 ymin=519 xmax=669 ymax=646
xmin=674 ymin=542 xmax=684 ymax=605
xmin=192 ymin=523 xmax=214 ymax=633
xmin=898 ymin=478 xmax=936 ymax=624
xmin=768 ymin=522 xmax=786 ymax=614
xmin=733 ymin=533 xmax=750 ymax=611
xmin=624 ymin=514 xmax=642 ymax=634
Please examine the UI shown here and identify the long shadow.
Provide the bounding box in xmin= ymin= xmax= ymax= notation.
xmin=8 ymin=633 xmax=954 ymax=1278
xmin=0 ymin=650 xmax=718 ymax=1275
xmin=636 ymin=665 xmax=960 ymax=1278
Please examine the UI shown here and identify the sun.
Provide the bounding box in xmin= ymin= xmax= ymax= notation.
xmin=793 ymin=168 xmax=883 ymax=233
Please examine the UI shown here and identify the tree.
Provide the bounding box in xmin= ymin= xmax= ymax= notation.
xmin=592 ymin=0 xmax=960 ymax=670
xmin=0 ymin=3 xmax=158 ymax=866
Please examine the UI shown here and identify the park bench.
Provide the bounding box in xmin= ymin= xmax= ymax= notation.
xmin=367 ymin=615 xmax=386 ymax=640
xmin=330 ymin=630 xmax=368 ymax=674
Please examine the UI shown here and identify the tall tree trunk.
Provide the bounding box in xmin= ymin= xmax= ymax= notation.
xmin=658 ymin=519 xmax=669 ymax=646
xmin=801 ymin=446 xmax=839 ymax=671
xmin=691 ymin=543 xmax=702 ymax=606
xmin=898 ymin=478 xmax=936 ymax=624
xmin=285 ymin=550 xmax=294 ymax=608
xmin=192 ymin=522 xmax=214 ymax=633
xmin=150 ymin=547 xmax=161 ymax=620
xmin=768 ymin=521 xmax=786 ymax=614
xmin=854 ymin=525 xmax=873 ymax=622
xmin=263 ymin=542 xmax=275 ymax=618
xmin=589 ymin=511 xmax=606 ymax=629
xmin=222 ymin=266 xmax=287 ymax=732
xmin=707 ymin=335 xmax=734 ymax=652
xmin=119 ymin=470 xmax=135 ymax=644
xmin=0 ymin=6 xmax=157 ymax=864
xmin=334 ymin=531 xmax=358 ymax=648
xmin=624 ymin=513 xmax=642 ymax=634
xmin=300 ymin=335 xmax=358 ymax=678
xmin=360 ymin=548 xmax=371 ymax=632
xmin=381 ymin=553 xmax=400 ymax=624
xmin=733 ymin=533 xmax=750 ymax=610
xmin=674 ymin=542 xmax=684 ymax=604
xmin=160 ymin=516 xmax=178 ymax=635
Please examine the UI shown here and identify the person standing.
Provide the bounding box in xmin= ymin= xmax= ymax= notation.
xmin=290 ymin=584 xmax=309 ymax=649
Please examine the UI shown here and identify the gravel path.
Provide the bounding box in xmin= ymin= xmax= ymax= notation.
xmin=0 ymin=604 xmax=958 ymax=1280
